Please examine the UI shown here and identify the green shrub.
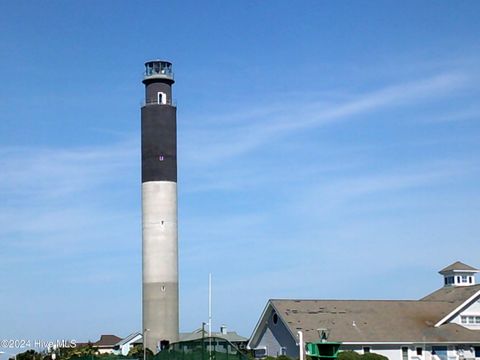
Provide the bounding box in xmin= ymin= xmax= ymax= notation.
xmin=361 ymin=353 xmax=388 ymax=360
xmin=338 ymin=351 xmax=388 ymax=360
xmin=338 ymin=351 xmax=361 ymax=360
xmin=276 ymin=356 xmax=294 ymax=360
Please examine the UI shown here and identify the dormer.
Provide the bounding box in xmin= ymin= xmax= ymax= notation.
xmin=440 ymin=261 xmax=478 ymax=287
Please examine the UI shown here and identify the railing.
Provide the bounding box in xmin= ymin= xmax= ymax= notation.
xmin=141 ymin=71 xmax=175 ymax=82
xmin=144 ymin=71 xmax=175 ymax=79
xmin=142 ymin=69 xmax=175 ymax=79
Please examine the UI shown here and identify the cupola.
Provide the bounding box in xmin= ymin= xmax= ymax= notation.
xmin=439 ymin=261 xmax=478 ymax=287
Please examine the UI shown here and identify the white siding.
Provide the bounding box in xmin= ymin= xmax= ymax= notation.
xmin=340 ymin=345 xmax=403 ymax=360
xmin=338 ymin=345 xmax=480 ymax=360
xmin=250 ymin=309 xmax=299 ymax=358
xmin=450 ymin=299 xmax=480 ymax=330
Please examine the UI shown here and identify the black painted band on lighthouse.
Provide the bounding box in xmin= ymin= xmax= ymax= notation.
xmin=141 ymin=105 xmax=177 ymax=183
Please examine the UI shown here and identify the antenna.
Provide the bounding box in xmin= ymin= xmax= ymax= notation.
xmin=208 ymin=272 xmax=212 ymax=337
xmin=208 ymin=273 xmax=213 ymax=360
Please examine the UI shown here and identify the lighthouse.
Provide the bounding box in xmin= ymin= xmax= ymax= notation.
xmin=141 ymin=60 xmax=179 ymax=351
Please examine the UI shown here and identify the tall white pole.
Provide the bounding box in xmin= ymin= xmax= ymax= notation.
xmin=298 ymin=331 xmax=304 ymax=360
xmin=208 ymin=273 xmax=212 ymax=360
xmin=208 ymin=272 xmax=212 ymax=337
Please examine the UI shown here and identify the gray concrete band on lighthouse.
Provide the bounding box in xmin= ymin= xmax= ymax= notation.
xmin=141 ymin=60 xmax=179 ymax=352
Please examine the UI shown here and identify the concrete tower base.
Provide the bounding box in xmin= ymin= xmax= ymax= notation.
xmin=142 ymin=181 xmax=179 ymax=351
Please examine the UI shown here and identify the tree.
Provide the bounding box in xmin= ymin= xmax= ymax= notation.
xmin=54 ymin=342 xmax=98 ymax=360
xmin=127 ymin=345 xmax=153 ymax=359
xmin=15 ymin=350 xmax=44 ymax=360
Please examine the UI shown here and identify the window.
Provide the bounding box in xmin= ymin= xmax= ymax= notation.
xmin=460 ymin=315 xmax=480 ymax=324
xmin=157 ymin=91 xmax=167 ymax=104
xmin=272 ymin=313 xmax=278 ymax=325
xmin=416 ymin=348 xmax=423 ymax=356
xmin=461 ymin=275 xmax=468 ymax=283
xmin=469 ymin=276 xmax=473 ymax=283
xmin=402 ymin=347 xmax=408 ymax=360
xmin=254 ymin=348 xmax=267 ymax=358
xmin=363 ymin=347 xmax=370 ymax=353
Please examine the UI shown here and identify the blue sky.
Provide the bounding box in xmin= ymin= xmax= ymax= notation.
xmin=1 ymin=0 xmax=480 ymax=348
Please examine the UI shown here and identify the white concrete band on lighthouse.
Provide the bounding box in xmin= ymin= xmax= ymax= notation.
xmin=142 ymin=181 xmax=178 ymax=350
xmin=141 ymin=60 xmax=179 ymax=352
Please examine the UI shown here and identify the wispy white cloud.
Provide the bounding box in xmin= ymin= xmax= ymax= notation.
xmin=0 ymin=139 xmax=138 ymax=202
xmin=0 ymin=139 xmax=139 ymax=258
xmin=182 ymin=72 xmax=468 ymax=165
xmin=290 ymin=158 xmax=477 ymax=218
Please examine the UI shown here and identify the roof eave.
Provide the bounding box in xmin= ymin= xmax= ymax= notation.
xmin=247 ymin=300 xmax=273 ymax=349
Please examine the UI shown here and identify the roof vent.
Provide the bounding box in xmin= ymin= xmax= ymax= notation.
xmin=220 ymin=325 xmax=227 ymax=335
xmin=317 ymin=328 xmax=330 ymax=342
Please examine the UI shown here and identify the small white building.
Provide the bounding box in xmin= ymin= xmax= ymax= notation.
xmin=112 ymin=332 xmax=142 ymax=356
xmin=247 ymin=261 xmax=480 ymax=360
xmin=91 ymin=335 xmax=123 ymax=354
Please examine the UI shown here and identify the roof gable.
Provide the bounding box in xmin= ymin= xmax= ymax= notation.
xmin=248 ymin=301 xmax=275 ymax=349
xmin=432 ymin=288 xmax=480 ymax=327
xmin=247 ymin=300 xmax=301 ymax=351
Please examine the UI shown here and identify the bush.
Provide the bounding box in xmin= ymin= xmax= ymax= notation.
xmin=338 ymin=351 xmax=388 ymax=360
xmin=361 ymin=354 xmax=388 ymax=360
xmin=338 ymin=351 xmax=362 ymax=360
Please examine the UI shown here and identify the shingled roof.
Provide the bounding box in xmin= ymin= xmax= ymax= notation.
xmin=249 ymin=262 xmax=480 ymax=348
xmin=439 ymin=261 xmax=479 ymax=274
xmin=94 ymin=335 xmax=123 ymax=347
xmin=420 ymin=283 xmax=480 ymax=302
xmin=267 ymin=298 xmax=480 ymax=343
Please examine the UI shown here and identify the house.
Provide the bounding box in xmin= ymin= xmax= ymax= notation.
xmin=87 ymin=334 xmax=123 ymax=354
xmin=113 ymin=332 xmax=143 ymax=356
xmin=247 ymin=261 xmax=480 ymax=360
xmin=180 ymin=325 xmax=249 ymax=350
